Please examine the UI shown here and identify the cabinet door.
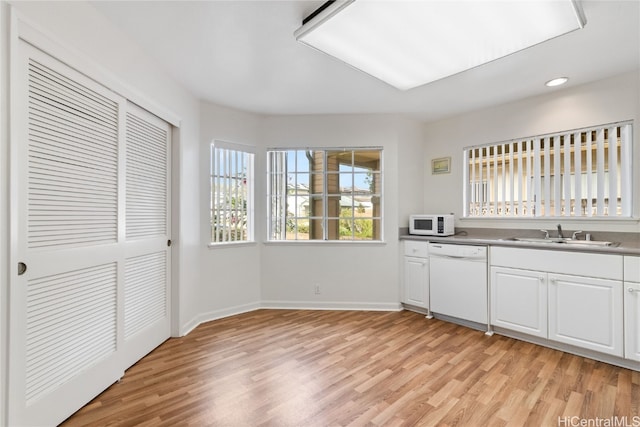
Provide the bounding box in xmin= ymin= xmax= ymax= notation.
xmin=491 ymin=267 xmax=547 ymax=338
xmin=549 ymin=274 xmax=623 ymax=356
xmin=624 ymin=282 xmax=640 ymax=361
xmin=404 ymin=256 xmax=429 ymax=308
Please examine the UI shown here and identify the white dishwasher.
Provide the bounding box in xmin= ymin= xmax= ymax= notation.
xmin=428 ymin=243 xmax=489 ymax=330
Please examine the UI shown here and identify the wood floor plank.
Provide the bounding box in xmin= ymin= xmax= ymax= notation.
xmin=61 ymin=310 xmax=640 ymax=426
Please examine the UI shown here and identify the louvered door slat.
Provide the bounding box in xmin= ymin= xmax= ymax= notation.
xmin=25 ymin=263 xmax=117 ymax=405
xmin=29 ymin=61 xmax=119 ymax=113
xmin=29 ymin=132 xmax=118 ymax=165
xmin=29 ymin=171 xmax=117 ymax=193
xmin=30 ymin=111 xmax=119 ymax=150
xmin=126 ymin=111 xmax=167 ymax=240
xmin=29 ymin=99 xmax=118 ymax=144
xmin=29 ymin=64 xmax=119 ymax=132
xmin=124 ymin=252 xmax=167 ymax=339
xmin=27 ymin=59 xmax=119 ymax=249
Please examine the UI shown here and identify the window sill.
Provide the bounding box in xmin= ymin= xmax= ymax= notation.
xmin=263 ymin=240 xmax=387 ymax=246
xmin=460 ymin=216 xmax=640 ymax=223
xmin=207 ymin=241 xmax=258 ymax=249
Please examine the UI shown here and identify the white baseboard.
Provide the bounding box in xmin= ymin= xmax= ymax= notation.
xmin=260 ymin=300 xmax=403 ymax=312
xmin=179 ymin=301 xmax=261 ymax=336
xmin=179 ymin=301 xmax=402 ymax=336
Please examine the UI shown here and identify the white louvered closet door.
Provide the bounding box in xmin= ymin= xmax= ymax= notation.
xmin=9 ymin=41 xmax=171 ymax=426
xmin=122 ymin=102 xmax=171 ymax=371
xmin=9 ymin=42 xmax=125 ymax=427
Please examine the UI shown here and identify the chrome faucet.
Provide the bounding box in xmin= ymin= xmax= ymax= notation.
xmin=556 ymin=224 xmax=564 ymax=239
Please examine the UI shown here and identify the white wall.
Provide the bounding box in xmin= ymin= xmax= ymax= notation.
xmin=423 ymin=71 xmax=640 ymax=233
xmin=396 ymin=117 xmax=426 ymax=223
xmin=258 ymin=114 xmax=423 ymax=309
xmin=196 ymin=101 xmax=263 ymax=325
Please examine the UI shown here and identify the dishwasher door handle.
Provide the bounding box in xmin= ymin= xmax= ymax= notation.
xmin=431 ymin=254 xmax=483 ymax=261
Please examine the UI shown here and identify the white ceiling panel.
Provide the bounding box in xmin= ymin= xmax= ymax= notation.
xmin=91 ymin=0 xmax=640 ymax=122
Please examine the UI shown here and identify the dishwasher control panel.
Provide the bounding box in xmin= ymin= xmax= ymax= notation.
xmin=428 ymin=243 xmax=487 ymax=260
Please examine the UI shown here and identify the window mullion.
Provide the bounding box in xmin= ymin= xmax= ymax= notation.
xmin=563 ymin=134 xmax=571 ymax=216
xmin=543 ymin=137 xmax=550 ymax=217
xmin=470 ymin=148 xmax=476 ymax=216
xmin=620 ymin=124 xmax=632 ymax=216
xmin=517 ymin=141 xmax=524 ymax=216
xmin=596 ymin=128 xmax=605 ymax=216
xmin=323 ymin=151 xmax=328 ymax=240
xmin=509 ymin=142 xmax=515 ymax=216
xmin=463 ymin=149 xmax=470 ymax=217
xmin=533 ymin=138 xmax=541 ymax=217
xmin=500 ymin=144 xmax=506 ymax=216
xmin=525 ymin=140 xmax=532 ymax=216
xmin=554 ymin=135 xmax=562 ymax=217
xmin=608 ymin=126 xmax=618 ymax=216
xmin=585 ymin=131 xmax=593 ymax=217
xmin=573 ymin=132 xmax=582 ymax=217
xmin=492 ymin=146 xmax=498 ymax=216
xmin=234 ymin=150 xmax=239 ymax=241
xmin=216 ymin=148 xmax=223 ymax=242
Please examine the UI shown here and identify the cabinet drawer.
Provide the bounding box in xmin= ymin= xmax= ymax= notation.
xmin=624 ymin=256 xmax=640 ymax=283
xmin=404 ymin=241 xmax=429 ymax=258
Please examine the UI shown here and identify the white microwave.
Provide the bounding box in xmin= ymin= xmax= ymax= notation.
xmin=409 ymin=214 xmax=455 ymax=236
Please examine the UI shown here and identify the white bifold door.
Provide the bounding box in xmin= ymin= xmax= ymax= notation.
xmin=8 ymin=40 xmax=171 ymax=426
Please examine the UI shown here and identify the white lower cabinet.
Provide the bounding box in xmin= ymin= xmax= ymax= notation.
xmin=404 ymin=256 xmax=429 ymax=308
xmin=624 ymin=256 xmax=640 ymax=361
xmin=491 ymin=267 xmax=547 ymax=338
xmin=403 ymin=241 xmax=429 ymax=309
xmin=490 ymin=247 xmax=626 ymax=360
xmin=548 ymin=274 xmax=623 ymax=357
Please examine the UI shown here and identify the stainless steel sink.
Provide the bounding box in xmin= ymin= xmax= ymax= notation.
xmin=509 ymin=237 xmax=619 ymax=247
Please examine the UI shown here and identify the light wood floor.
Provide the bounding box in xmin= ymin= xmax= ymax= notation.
xmin=62 ymin=310 xmax=640 ymax=426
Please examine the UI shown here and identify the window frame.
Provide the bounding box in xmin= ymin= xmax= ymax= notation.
xmin=209 ymin=140 xmax=255 ymax=246
xmin=462 ymin=121 xmax=634 ymax=220
xmin=266 ymin=147 xmax=384 ymax=242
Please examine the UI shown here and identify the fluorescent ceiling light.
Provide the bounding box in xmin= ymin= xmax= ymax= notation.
xmin=295 ymin=0 xmax=586 ymax=91
xmin=545 ymin=77 xmax=569 ymax=87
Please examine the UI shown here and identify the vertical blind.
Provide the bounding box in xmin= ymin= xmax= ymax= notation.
xmin=210 ymin=143 xmax=254 ymax=243
xmin=464 ymin=121 xmax=633 ymax=218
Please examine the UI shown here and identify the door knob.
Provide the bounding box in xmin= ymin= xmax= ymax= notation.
xmin=18 ymin=262 xmax=27 ymax=276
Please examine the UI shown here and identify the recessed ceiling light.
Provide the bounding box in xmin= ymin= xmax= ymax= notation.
xmin=545 ymin=77 xmax=569 ymax=87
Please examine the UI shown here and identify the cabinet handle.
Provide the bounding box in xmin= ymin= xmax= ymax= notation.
xmin=550 ymin=278 xmax=557 ymax=284
xmin=539 ymin=276 xmax=544 ymax=283
xmin=630 ymin=287 xmax=637 ymax=293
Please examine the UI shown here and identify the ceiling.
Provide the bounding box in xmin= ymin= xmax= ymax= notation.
xmin=91 ymin=0 xmax=640 ymax=123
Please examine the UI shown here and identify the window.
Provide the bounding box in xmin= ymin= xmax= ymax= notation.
xmin=210 ymin=142 xmax=254 ymax=244
xmin=267 ymin=148 xmax=382 ymax=241
xmin=464 ymin=121 xmax=633 ymax=218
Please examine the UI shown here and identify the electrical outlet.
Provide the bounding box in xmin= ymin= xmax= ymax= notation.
xmin=314 ymin=284 xmax=321 ymax=295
